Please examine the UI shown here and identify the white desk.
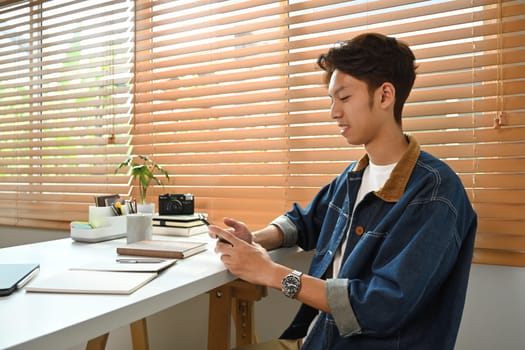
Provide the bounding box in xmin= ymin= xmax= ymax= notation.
xmin=0 ymin=235 xmax=298 ymax=350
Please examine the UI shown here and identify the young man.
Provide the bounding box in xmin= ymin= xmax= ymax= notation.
xmin=209 ymin=33 xmax=477 ymax=350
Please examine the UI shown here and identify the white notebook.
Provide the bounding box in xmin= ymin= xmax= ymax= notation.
xmin=71 ymin=258 xmax=176 ymax=273
xmin=25 ymin=270 xmax=157 ymax=295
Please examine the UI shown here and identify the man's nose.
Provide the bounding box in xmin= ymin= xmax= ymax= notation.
xmin=330 ymin=102 xmax=342 ymax=120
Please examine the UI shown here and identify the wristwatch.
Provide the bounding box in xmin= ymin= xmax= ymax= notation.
xmin=281 ymin=270 xmax=303 ymax=298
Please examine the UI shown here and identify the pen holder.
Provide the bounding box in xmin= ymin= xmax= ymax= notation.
xmin=70 ymin=206 xmax=128 ymax=243
xmin=89 ymin=206 xmax=114 ymax=228
xmin=89 ymin=206 xmax=129 ymax=228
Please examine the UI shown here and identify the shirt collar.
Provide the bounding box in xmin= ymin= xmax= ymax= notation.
xmin=353 ymin=134 xmax=420 ymax=202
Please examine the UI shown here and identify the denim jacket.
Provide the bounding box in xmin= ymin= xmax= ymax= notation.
xmin=273 ymin=135 xmax=477 ymax=350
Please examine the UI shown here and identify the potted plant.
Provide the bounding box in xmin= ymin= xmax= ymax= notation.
xmin=115 ymin=154 xmax=170 ymax=213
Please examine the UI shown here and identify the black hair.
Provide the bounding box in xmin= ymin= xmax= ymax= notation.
xmin=317 ymin=33 xmax=417 ymax=125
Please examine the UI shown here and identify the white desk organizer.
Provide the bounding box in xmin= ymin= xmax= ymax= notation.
xmin=70 ymin=206 xmax=128 ymax=243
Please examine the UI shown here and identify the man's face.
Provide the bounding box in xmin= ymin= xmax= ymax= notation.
xmin=328 ymin=69 xmax=383 ymax=146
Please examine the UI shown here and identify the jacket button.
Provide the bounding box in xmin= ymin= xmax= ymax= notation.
xmin=355 ymin=226 xmax=364 ymax=236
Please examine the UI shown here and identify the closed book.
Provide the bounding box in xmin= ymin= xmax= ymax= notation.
xmin=154 ymin=214 xmax=207 ymax=222
xmin=117 ymin=239 xmax=207 ymax=259
xmin=152 ymin=218 xmax=205 ymax=228
xmin=152 ymin=224 xmax=209 ymax=237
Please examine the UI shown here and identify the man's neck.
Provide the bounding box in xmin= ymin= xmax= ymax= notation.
xmin=365 ymin=130 xmax=408 ymax=165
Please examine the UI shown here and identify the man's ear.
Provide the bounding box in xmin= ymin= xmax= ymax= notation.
xmin=379 ymin=82 xmax=395 ymax=107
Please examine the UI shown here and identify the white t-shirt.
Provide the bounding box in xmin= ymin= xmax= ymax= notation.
xmin=332 ymin=161 xmax=396 ymax=277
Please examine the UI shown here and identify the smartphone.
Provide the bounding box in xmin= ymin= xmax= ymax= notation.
xmin=218 ymin=237 xmax=232 ymax=245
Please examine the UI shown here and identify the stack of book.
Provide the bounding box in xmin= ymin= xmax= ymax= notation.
xmin=152 ymin=214 xmax=209 ymax=237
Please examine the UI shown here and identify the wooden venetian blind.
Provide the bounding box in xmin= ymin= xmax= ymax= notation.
xmin=135 ymin=0 xmax=524 ymax=267
xmin=1 ymin=0 xmax=523 ymax=267
xmin=0 ymin=0 xmax=134 ymax=229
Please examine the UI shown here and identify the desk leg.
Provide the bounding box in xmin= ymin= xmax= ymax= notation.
xmin=207 ymin=280 xmax=267 ymax=350
xmin=86 ymin=333 xmax=109 ymax=350
xmin=130 ymin=318 xmax=150 ymax=350
xmin=85 ymin=318 xmax=148 ymax=350
xmin=232 ymin=299 xmax=256 ymax=346
xmin=208 ymin=285 xmax=233 ymax=350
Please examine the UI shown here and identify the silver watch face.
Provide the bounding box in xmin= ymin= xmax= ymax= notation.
xmin=282 ymin=273 xmax=301 ymax=298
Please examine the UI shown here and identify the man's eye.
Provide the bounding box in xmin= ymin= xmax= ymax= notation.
xmin=339 ymin=96 xmax=350 ymax=101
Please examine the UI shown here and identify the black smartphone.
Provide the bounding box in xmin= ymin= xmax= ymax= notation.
xmin=218 ymin=237 xmax=232 ymax=245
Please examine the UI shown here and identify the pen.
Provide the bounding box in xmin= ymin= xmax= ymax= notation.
xmin=114 ymin=201 xmax=124 ymax=215
xmin=116 ymin=258 xmax=165 ymax=264
xmin=110 ymin=204 xmax=120 ymax=216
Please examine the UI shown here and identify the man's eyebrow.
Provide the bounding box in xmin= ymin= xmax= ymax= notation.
xmin=329 ymin=86 xmax=346 ymax=98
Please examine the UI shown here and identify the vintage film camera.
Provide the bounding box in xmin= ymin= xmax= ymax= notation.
xmin=158 ymin=193 xmax=195 ymax=215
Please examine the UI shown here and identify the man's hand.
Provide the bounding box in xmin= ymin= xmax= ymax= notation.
xmin=208 ymin=218 xmax=280 ymax=287
xmin=208 ymin=217 xmax=252 ymax=244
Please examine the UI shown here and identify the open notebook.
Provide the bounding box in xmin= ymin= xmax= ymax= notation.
xmin=25 ymin=270 xmax=158 ymax=295
xmin=71 ymin=258 xmax=176 ymax=273
xmin=25 ymin=259 xmax=176 ymax=295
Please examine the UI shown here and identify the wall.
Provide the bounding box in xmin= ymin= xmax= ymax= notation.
xmin=0 ymin=226 xmax=68 ymax=248
xmin=1 ymin=228 xmax=524 ymax=350
xmin=456 ymin=264 xmax=525 ymax=350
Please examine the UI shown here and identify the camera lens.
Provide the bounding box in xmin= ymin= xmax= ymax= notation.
xmin=167 ymin=200 xmax=183 ymax=212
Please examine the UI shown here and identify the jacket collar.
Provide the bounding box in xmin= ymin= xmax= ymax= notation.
xmin=353 ymin=134 xmax=420 ymax=202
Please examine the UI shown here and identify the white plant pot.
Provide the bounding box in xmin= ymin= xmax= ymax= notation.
xmin=137 ymin=202 xmax=155 ymax=214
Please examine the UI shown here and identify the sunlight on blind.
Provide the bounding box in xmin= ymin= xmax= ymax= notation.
xmin=135 ymin=0 xmax=293 ymax=223
xmin=1 ymin=0 xmax=523 ymax=266
xmin=0 ymin=0 xmax=134 ymax=229
xmin=135 ymin=0 xmax=525 ymax=266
